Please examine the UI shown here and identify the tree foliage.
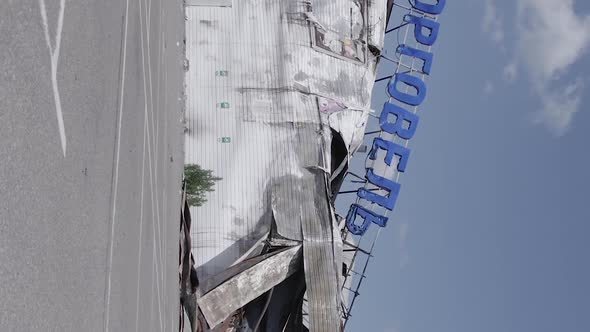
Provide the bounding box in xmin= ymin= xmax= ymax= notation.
xmin=184 ymin=164 xmax=222 ymax=207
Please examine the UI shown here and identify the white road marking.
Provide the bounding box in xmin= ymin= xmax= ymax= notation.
xmin=156 ymin=17 xmax=165 ymax=304
xmin=159 ymin=5 xmax=170 ymax=321
xmin=134 ymin=111 xmax=147 ymax=332
xmin=146 ymin=107 xmax=164 ymax=331
xmin=104 ymin=0 xmax=130 ymax=330
xmin=147 ymin=0 xmax=151 ymax=34
xmin=143 ymin=0 xmax=163 ymax=279
xmin=39 ymin=0 xmax=67 ymax=156
xmin=144 ymin=0 xmax=162 ymax=271
xmin=138 ymin=0 xmax=164 ymax=327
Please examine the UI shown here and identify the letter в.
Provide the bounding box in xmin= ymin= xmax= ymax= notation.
xmin=379 ymin=102 xmax=419 ymax=140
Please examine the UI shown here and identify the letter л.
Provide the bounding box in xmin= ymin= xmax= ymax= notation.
xmin=358 ymin=169 xmax=401 ymax=210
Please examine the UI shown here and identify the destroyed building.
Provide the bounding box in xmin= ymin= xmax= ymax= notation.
xmin=181 ymin=1 xmax=390 ymax=331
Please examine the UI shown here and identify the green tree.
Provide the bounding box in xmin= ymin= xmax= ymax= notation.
xmin=184 ymin=164 xmax=222 ymax=207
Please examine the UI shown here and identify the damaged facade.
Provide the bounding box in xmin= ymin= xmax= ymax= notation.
xmin=182 ymin=1 xmax=390 ymax=330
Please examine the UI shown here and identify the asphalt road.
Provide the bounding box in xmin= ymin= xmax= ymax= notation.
xmin=0 ymin=1 xmax=185 ymax=331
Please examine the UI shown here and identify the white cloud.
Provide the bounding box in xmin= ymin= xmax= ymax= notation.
xmin=534 ymin=79 xmax=584 ymax=136
xmin=516 ymin=0 xmax=590 ymax=82
xmin=511 ymin=0 xmax=590 ymax=135
xmin=482 ymin=0 xmax=504 ymax=44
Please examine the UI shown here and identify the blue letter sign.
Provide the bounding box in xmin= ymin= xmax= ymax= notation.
xmin=345 ymin=4 xmax=445 ymax=235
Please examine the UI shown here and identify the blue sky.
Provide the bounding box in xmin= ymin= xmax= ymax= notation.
xmin=343 ymin=1 xmax=590 ymax=331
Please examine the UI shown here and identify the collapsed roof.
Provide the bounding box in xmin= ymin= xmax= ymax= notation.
xmin=182 ymin=1 xmax=387 ymax=330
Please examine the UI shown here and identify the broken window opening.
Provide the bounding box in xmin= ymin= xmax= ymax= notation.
xmin=310 ymin=0 xmax=369 ymax=64
xmin=330 ymin=129 xmax=348 ymax=202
